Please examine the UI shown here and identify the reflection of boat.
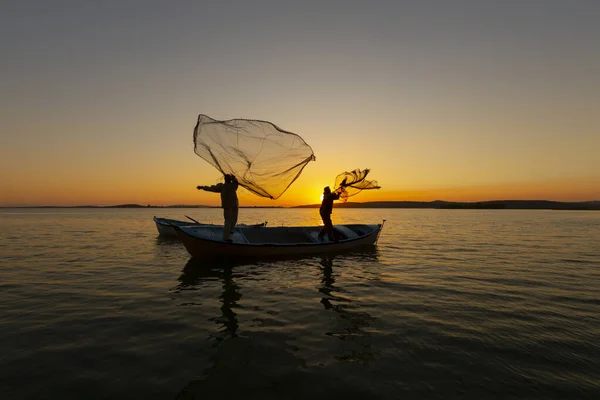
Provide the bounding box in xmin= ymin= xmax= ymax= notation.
xmin=172 ymin=221 xmax=385 ymax=260
xmin=174 ymin=254 xmax=382 ymax=399
xmin=176 ymin=259 xmax=243 ymax=340
xmin=153 ymin=216 xmax=267 ymax=238
xmin=176 ymin=258 xmax=244 ymax=287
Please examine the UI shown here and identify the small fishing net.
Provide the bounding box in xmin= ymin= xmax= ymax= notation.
xmin=333 ymin=168 xmax=381 ymax=202
xmin=193 ymin=114 xmax=316 ymax=200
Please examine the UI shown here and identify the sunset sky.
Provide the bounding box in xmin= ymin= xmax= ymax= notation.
xmin=1 ymin=1 xmax=599 ymax=207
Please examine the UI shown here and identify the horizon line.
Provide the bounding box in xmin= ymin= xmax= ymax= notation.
xmin=2 ymin=198 xmax=599 ymax=209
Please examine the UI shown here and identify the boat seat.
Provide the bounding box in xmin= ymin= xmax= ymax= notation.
xmin=333 ymin=225 xmax=359 ymax=240
xmin=303 ymin=225 xmax=360 ymax=242
xmin=304 ymin=229 xmax=321 ymax=243
xmin=232 ymin=229 xmax=249 ymax=243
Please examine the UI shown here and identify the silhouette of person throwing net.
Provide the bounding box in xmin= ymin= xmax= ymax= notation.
xmin=197 ymin=174 xmax=239 ymax=242
xmin=318 ymin=182 xmax=344 ymax=242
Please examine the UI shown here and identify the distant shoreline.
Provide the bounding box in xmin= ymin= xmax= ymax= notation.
xmin=2 ymin=200 xmax=599 ymax=210
xmin=0 ymin=205 xmax=284 ymax=209
xmin=293 ymin=200 xmax=600 ymax=210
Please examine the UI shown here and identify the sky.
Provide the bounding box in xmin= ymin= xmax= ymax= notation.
xmin=1 ymin=0 xmax=599 ymax=207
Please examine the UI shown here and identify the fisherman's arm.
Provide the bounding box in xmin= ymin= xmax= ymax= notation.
xmin=197 ymin=183 xmax=224 ymax=193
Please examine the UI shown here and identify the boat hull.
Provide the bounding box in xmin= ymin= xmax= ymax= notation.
xmin=153 ymin=216 xmax=266 ymax=238
xmin=174 ymin=223 xmax=384 ymax=260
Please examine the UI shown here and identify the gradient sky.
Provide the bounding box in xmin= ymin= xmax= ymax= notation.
xmin=1 ymin=0 xmax=599 ymax=206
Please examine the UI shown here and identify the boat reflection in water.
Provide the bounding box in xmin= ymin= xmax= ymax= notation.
xmin=176 ymin=259 xmax=243 ymax=340
xmin=175 ymin=249 xmax=382 ymax=399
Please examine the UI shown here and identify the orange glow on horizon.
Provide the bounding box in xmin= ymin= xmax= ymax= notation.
xmin=2 ymin=176 xmax=599 ymax=207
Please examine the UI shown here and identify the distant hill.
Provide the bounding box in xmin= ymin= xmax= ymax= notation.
xmin=293 ymin=200 xmax=600 ymax=210
xmin=3 ymin=200 xmax=599 ymax=210
xmin=2 ymin=204 xmax=282 ymax=209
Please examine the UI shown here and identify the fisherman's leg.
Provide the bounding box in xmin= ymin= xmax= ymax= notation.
xmin=223 ymin=208 xmax=233 ymax=241
xmin=231 ymin=207 xmax=238 ymax=228
xmin=324 ymin=214 xmax=334 ymax=241
xmin=230 ymin=207 xmax=239 ymax=238
xmin=326 ymin=219 xmax=335 ymax=241
xmin=318 ymin=213 xmax=328 ymax=239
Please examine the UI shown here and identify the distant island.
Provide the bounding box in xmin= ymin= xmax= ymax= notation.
xmin=1 ymin=204 xmax=284 ymax=209
xmin=2 ymin=200 xmax=600 ymax=210
xmin=293 ymin=200 xmax=600 ymax=210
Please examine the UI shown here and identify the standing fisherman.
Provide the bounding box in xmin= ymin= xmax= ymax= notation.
xmin=197 ymin=174 xmax=239 ymax=242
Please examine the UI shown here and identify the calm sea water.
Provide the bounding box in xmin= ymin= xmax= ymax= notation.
xmin=1 ymin=208 xmax=599 ymax=399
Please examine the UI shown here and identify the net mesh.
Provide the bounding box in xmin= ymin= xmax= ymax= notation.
xmin=193 ymin=114 xmax=316 ymax=200
xmin=333 ymin=168 xmax=381 ymax=202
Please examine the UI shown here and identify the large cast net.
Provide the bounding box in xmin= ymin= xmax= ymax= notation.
xmin=193 ymin=114 xmax=316 ymax=199
xmin=333 ymin=168 xmax=381 ymax=202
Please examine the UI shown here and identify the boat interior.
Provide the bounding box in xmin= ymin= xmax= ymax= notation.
xmin=156 ymin=217 xmax=267 ymax=228
xmin=181 ymin=224 xmax=380 ymax=244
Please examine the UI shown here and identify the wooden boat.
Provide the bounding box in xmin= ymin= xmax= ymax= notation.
xmin=153 ymin=216 xmax=267 ymax=238
xmin=172 ymin=221 xmax=385 ymax=260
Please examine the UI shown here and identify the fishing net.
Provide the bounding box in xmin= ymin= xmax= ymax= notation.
xmin=333 ymin=168 xmax=381 ymax=202
xmin=193 ymin=114 xmax=316 ymax=200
